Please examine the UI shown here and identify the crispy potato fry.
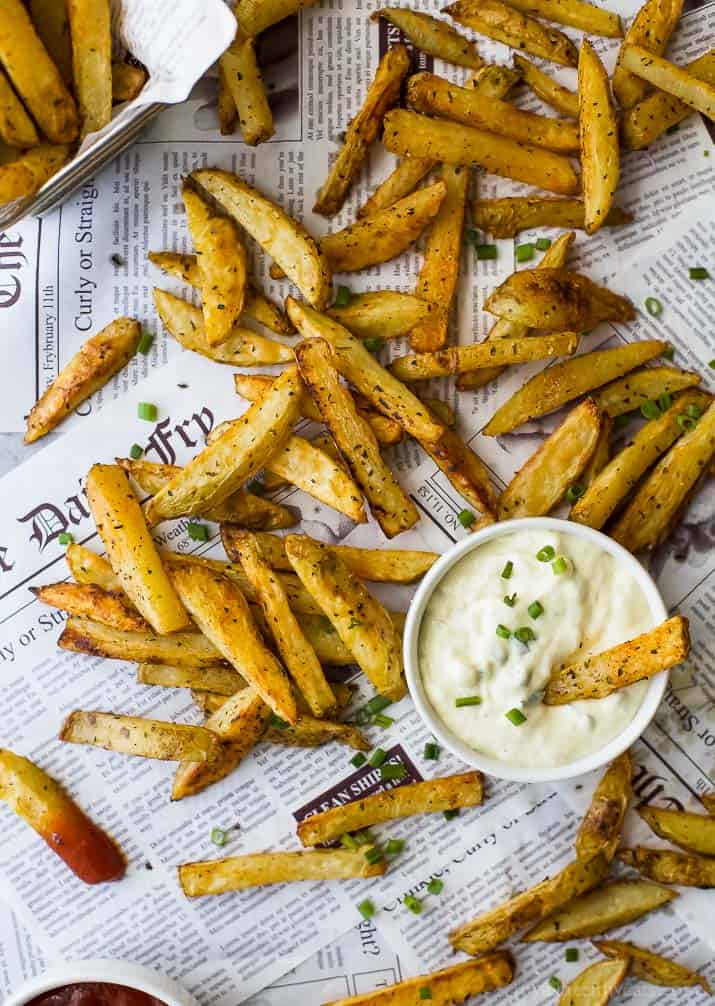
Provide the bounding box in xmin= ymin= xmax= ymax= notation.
xmin=29 ymin=0 xmax=72 ymax=84
xmin=422 ymin=426 xmax=499 ymax=520
xmin=0 ymin=0 xmax=78 ymax=142
xmin=191 ymin=690 xmax=226 ymax=716
xmin=264 ymin=433 xmax=367 ymax=522
xmin=203 ymin=686 xmax=270 ymax=741
xmin=323 ymin=953 xmax=515 ymax=1006
xmin=298 ymin=771 xmax=482 ymax=846
xmin=544 ymin=615 xmax=690 ymax=705
xmin=498 ymin=398 xmax=602 ymax=519
xmin=67 ymin=0 xmax=112 ymax=136
xmin=237 ymin=0 xmax=319 ymax=37
xmin=59 ymin=615 xmax=227 ymax=667
xmin=0 ymin=749 xmax=125 ymax=883
xmin=87 ymin=464 xmax=189 ymax=635
xmin=372 ymin=8 xmax=483 ymax=68
xmin=220 ymin=28 xmax=275 ymax=146
xmin=314 ymin=45 xmax=409 ymax=216
xmin=0 ymin=144 xmax=70 ymax=205
xmin=294 ymin=613 xmax=353 ymax=664
xmin=265 ymin=715 xmax=369 ymax=751
xmin=193 ymin=168 xmax=331 ymax=309
xmin=506 ymin=0 xmax=621 ymax=35
xmin=619 ymin=847 xmax=715 ymax=887
xmin=594 ymin=939 xmax=712 ymax=992
xmin=423 ymin=397 xmax=456 ymax=427
xmin=523 ymin=878 xmax=678 ymax=940
xmin=217 ymin=61 xmax=238 ymax=134
xmin=576 ymin=752 xmax=631 ymax=863
xmin=66 ymin=544 xmax=122 ymax=593
xmin=514 ymin=55 xmax=578 ymax=117
xmin=613 ymin=0 xmax=683 ymax=109
xmin=358 ymin=157 xmax=436 ymax=219
xmin=327 ymin=291 xmax=435 ymax=344
xmin=571 ymin=390 xmax=711 ymax=529
xmin=468 ymin=62 xmax=522 ymax=94
xmin=286 ymin=299 xmax=445 ymax=442
xmin=472 ymin=196 xmax=631 ymax=238
xmin=623 ymin=49 xmax=715 ymax=148
xmin=579 ymin=40 xmax=619 ymax=235
xmin=450 ymin=855 xmax=609 ymax=955
xmin=577 ymin=414 xmax=612 ymax=490
xmin=286 ymin=534 xmax=404 ymax=699
xmin=60 ymin=711 xmax=221 ymax=762
xmin=0 ymin=68 xmax=39 ymax=147
xmin=594 ymin=366 xmax=702 ymax=416
xmin=638 ymin=805 xmax=715 ymax=856
xmin=382 ymin=110 xmax=580 ymax=195
xmin=558 ymin=960 xmax=628 ymax=1006
xmin=484 ymin=341 xmax=666 ymax=436
xmin=32 ymin=581 xmax=149 ymax=633
xmin=24 ymin=317 xmax=140 ymax=443
xmin=111 ymin=62 xmax=148 ymax=102
xmin=610 ymin=400 xmax=715 ymax=550
xmin=137 ymin=662 xmax=245 ymax=695
xmin=446 ymin=0 xmax=577 ymax=66
xmin=620 ymin=44 xmax=715 ymax=121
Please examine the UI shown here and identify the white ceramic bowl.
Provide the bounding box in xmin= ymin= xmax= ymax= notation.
xmin=403 ymin=516 xmax=668 ymax=783
xmin=4 ymin=960 xmax=200 ymax=1006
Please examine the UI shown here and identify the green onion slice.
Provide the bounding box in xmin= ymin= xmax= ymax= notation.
xmin=427 ymin=877 xmax=444 ymax=895
xmin=129 ymin=443 xmax=143 ymax=460
xmin=357 ymin=898 xmax=375 ymax=919
xmin=350 ymin=753 xmax=367 ymax=768
xmin=380 ymin=764 xmax=407 ymax=782
xmin=369 ymin=748 xmax=387 ymax=767
xmin=689 ymin=267 xmax=710 ymax=280
xmin=187 ymin=523 xmax=209 ymax=542
xmin=424 ymin=741 xmax=440 ymax=760
xmin=137 ymin=402 xmax=157 ymax=422
xmin=455 ymin=695 xmax=482 ymax=707
xmin=496 ymin=624 xmax=511 ymax=639
xmin=458 ymin=509 xmax=475 ymax=528
xmin=506 ymin=708 xmax=527 ymax=726
xmin=640 ymin=400 xmax=661 ymax=420
xmin=527 ymin=600 xmax=544 ymax=619
xmin=536 ymin=545 xmax=555 ymax=562
xmin=475 ymin=244 xmax=498 ymax=260
xmin=515 ymin=243 xmax=534 ymax=263
xmin=501 ymin=560 xmax=514 ymax=579
xmin=644 ymin=296 xmax=662 ymax=317
xmin=333 ymin=285 xmax=352 ymax=307
xmin=210 ymin=827 xmax=227 ymax=846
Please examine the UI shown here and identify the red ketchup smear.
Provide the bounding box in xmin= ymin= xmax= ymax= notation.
xmin=26 ymin=983 xmax=166 ymax=1006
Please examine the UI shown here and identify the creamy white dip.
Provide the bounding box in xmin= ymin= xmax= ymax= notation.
xmin=418 ymin=529 xmax=654 ymax=768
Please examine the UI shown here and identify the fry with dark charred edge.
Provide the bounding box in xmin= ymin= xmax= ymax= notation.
xmin=220 ymin=27 xmax=275 ymax=146
xmin=514 ymin=55 xmax=579 ymax=117
xmin=594 ymin=367 xmax=702 ymax=416
xmin=382 ymin=110 xmax=580 ymax=195
xmin=67 ymin=0 xmax=112 ymax=137
xmin=446 ymin=0 xmax=578 ymax=66
xmin=60 ymin=711 xmax=223 ymax=762
xmin=314 ymin=45 xmax=409 ymax=216
xmin=24 ymin=318 xmax=140 ymax=443
xmin=557 ymin=961 xmax=628 ymax=1005
xmin=544 ymin=615 xmax=690 ymax=705
xmin=137 ymin=663 xmax=245 ymax=695
xmin=637 ymin=805 xmax=715 ymax=856
xmin=32 ymin=582 xmax=149 ymax=633
xmin=328 ymin=290 xmax=435 ymax=343
xmin=618 ymin=847 xmax=715 ymax=887
xmin=0 ymin=749 xmax=125 ymax=884
xmin=0 ymin=68 xmax=39 ymax=146
xmin=0 ymin=144 xmax=70 ymax=205
xmin=579 ymin=40 xmax=619 ymax=235
xmin=594 ymin=940 xmax=712 ymax=993
xmin=505 ymin=0 xmax=622 ymax=36
xmin=623 ymin=50 xmax=715 ymax=148
xmin=576 ymin=751 xmax=631 ymax=863
xmin=357 ymin=158 xmax=436 ymax=218
xmin=372 ymin=9 xmax=483 ymax=68
xmin=472 ymin=197 xmax=632 ymax=238
xmin=613 ymin=0 xmax=683 ymax=109
xmin=619 ymin=44 xmax=715 ymax=122
xmin=59 ymin=616 xmax=228 ymax=668
xmin=111 ymin=62 xmax=148 ymax=102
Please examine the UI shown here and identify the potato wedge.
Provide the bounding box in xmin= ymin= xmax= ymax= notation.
xmin=322 ymin=953 xmax=515 ymax=1006
xmin=357 ymin=157 xmax=436 ymax=219
xmin=619 ymin=44 xmax=715 ymax=121
xmin=484 ymin=341 xmax=666 ymax=436
xmin=66 ymin=544 xmax=121 ymax=593
xmin=579 ymin=415 xmax=612 ymax=489
xmin=382 ymin=110 xmax=580 ymax=195
xmin=193 ymin=168 xmax=331 ymax=309
xmin=220 ymin=28 xmax=274 ymax=146
xmin=60 ymin=711 xmax=222 ymax=762
xmin=24 ymin=318 xmax=140 ymax=443
xmin=514 ymin=55 xmax=578 ymax=117
xmin=172 ymin=739 xmax=245 ymax=800
xmin=576 ymin=751 xmax=631 ymax=863
xmin=32 ymin=581 xmax=149 ymax=633
xmin=29 ymin=0 xmax=72 ymax=85
xmin=67 ymin=0 xmax=112 ymax=137
xmin=285 ymin=534 xmax=404 ymax=699
xmin=638 ymin=805 xmax=715 ymax=856
xmin=0 ymin=749 xmax=124 ymax=884
xmin=610 ymin=400 xmax=715 ymax=551
xmin=327 ymin=290 xmax=435 ymax=343
xmin=613 ymin=0 xmax=683 ymax=109
xmin=372 ymin=9 xmax=483 ymax=68
xmin=314 ymin=45 xmax=409 ymax=216
xmin=485 ymin=269 xmax=634 ymax=331
xmin=619 ymin=847 xmax=715 ymax=887
xmin=422 ymin=426 xmax=499 ymax=520
xmin=0 ymin=143 xmax=70 ymax=205
xmin=450 ymin=855 xmax=609 ymax=955
xmin=498 ymin=398 xmax=603 ymax=519
xmin=446 ymin=0 xmax=577 ymax=66
xmin=544 ymin=615 xmax=690 ymax=705
xmin=237 ymin=0 xmax=320 ymax=37
xmin=571 ymin=390 xmax=711 ymax=529
xmin=59 ymin=616 xmax=227 ymax=667
xmin=468 ymin=62 xmax=522 ymax=95
xmin=0 ymin=0 xmax=78 ymax=142
xmin=265 ymin=716 xmax=368 ymax=750
xmin=472 ymin=197 xmax=632 ymax=238
xmin=264 ymin=433 xmax=367 ymax=522
xmin=594 ymin=367 xmax=702 ymax=416
xmin=506 ymin=0 xmax=621 ymax=36
xmin=286 ymin=299 xmax=445 ymax=442
xmin=111 ymin=62 xmax=148 ymax=103
xmin=702 ymin=793 xmax=715 ymax=815
xmin=623 ymin=50 xmax=715 ymax=148
xmin=594 ymin=940 xmax=712 ymax=992
xmin=298 ymin=771 xmax=483 ymax=846
xmin=523 ymin=878 xmax=678 ymax=941
xmin=137 ymin=662 xmax=245 ymax=695
xmin=558 ymin=960 xmax=628 ymax=1006
xmin=579 ymin=41 xmax=619 ymax=235
xmin=0 ymin=68 xmax=39 ymax=147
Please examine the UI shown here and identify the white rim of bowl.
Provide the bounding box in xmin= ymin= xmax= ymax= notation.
xmin=3 ymin=960 xmax=199 ymax=1006
xmin=403 ymin=516 xmax=669 ymax=783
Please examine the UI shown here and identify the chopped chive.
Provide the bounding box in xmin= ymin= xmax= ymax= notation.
xmin=661 ymin=345 xmax=674 ymax=360
xmin=351 ymin=752 xmax=367 ymax=768
xmin=427 ymin=877 xmax=444 ymax=895
xmin=501 ymin=560 xmax=514 ymax=579
xmin=419 ymin=988 xmax=432 ymax=1001
xmin=552 ymin=555 xmax=570 ymax=575
xmin=137 ymin=402 xmax=157 ymax=422
xmin=341 ymin=833 xmax=359 ymax=849
xmin=527 ymin=601 xmax=544 ymax=619
xmin=210 ymin=827 xmax=227 ymax=846
xmin=687 ymin=403 xmax=702 ymax=419
xmin=58 ymin=532 xmax=74 ymax=545
xmin=677 ymin=413 xmax=697 ymax=431
xmin=536 ymin=237 xmax=552 ymax=251
xmin=465 ymin=228 xmax=480 ymax=246
xmin=475 ymin=244 xmax=498 ymax=260
xmin=373 ymin=713 xmax=394 ymax=728
xmin=709 ymin=359 xmax=715 ymax=369
xmin=689 ymin=267 xmax=710 ymax=280
xmin=443 ymin=809 xmax=459 ymax=820
xmin=366 ymin=695 xmax=393 ymax=716
xmin=503 ymin=593 xmax=517 ymax=607
xmin=536 ymin=545 xmax=555 ymax=562
xmin=424 ymin=741 xmax=440 ymax=760
xmin=657 ymin=392 xmax=673 ymax=411
xmin=380 ymin=764 xmax=407 ymax=782
xmin=549 ymin=976 xmax=562 ymax=991
xmin=496 ymin=624 xmax=511 ymax=640
xmin=404 ymin=895 xmax=422 ymax=914
xmin=565 ymin=948 xmax=579 ymax=962
xmin=333 ymin=285 xmax=352 ymax=307
xmin=515 ymin=626 xmax=536 ymax=644
xmin=641 ymin=400 xmax=661 ymax=420
xmin=644 ymin=296 xmax=662 ymax=317
xmin=515 ymin=243 xmax=534 ymax=263
xmin=354 ymin=830 xmax=375 ymax=846
xmin=364 ymin=846 xmax=385 ymax=865
xmin=136 ymin=332 xmax=154 ymax=355
xmin=247 ymin=479 xmax=265 ymax=496
xmin=357 ymin=898 xmax=375 ymax=919
xmin=354 ymin=707 xmax=371 ymax=726
xmin=506 ymin=707 xmax=527 ymax=726
xmin=458 ymin=509 xmax=476 ymax=528
xmin=187 ymin=522 xmax=209 ymax=541
xmin=129 ymin=443 xmax=143 ymax=460
xmin=269 ymin=714 xmax=288 ymax=729
xmin=364 ymin=336 xmax=384 ymax=354
xmin=565 ymin=484 xmax=585 ymax=504
xmin=455 ymin=695 xmax=482 ymax=707
xmin=369 ymin=748 xmax=387 ymax=767
xmin=386 ymin=838 xmax=405 ymax=856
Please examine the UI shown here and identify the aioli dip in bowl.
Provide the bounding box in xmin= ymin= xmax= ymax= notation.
xmin=403 ymin=517 xmax=668 ymax=783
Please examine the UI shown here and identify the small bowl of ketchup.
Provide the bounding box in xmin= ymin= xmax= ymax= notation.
xmin=5 ymin=961 xmax=199 ymax=1006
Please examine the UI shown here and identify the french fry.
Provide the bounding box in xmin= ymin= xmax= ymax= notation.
xmin=514 ymin=55 xmax=578 ymax=117
xmin=372 ymin=9 xmax=483 ymax=68
xmin=446 ymin=0 xmax=577 ymax=66
xmin=295 ymin=613 xmax=354 ymax=664
xmin=558 ymin=960 xmax=628 ymax=1005
xmin=111 ymin=62 xmax=148 ymax=103
xmin=610 ymin=400 xmax=715 ymax=551
xmin=593 ymin=939 xmax=712 ymax=993
xmin=220 ymin=27 xmax=275 ymax=146
xmin=484 ymin=341 xmax=666 ymax=436
xmin=0 ymin=0 xmax=78 ymax=142
xmin=66 ymin=544 xmax=122 ymax=593
xmin=68 ymin=0 xmax=112 ymax=136
xmin=613 ymin=0 xmax=683 ymax=109
xmin=570 ymin=390 xmax=711 ymax=529
xmin=29 ymin=0 xmax=72 ymax=85
xmin=87 ymin=464 xmax=189 ymax=635
xmin=505 ymin=0 xmax=622 ymax=36
xmin=137 ymin=662 xmax=245 ymax=695
xmin=0 ymin=68 xmax=39 ymax=147
xmin=498 ymin=398 xmax=603 ymax=519
xmin=60 ymin=711 xmax=222 ymax=762
xmin=286 ymin=298 xmax=445 ymax=443
xmin=314 ymin=45 xmax=409 ymax=216
xmin=423 ymin=425 xmax=500 ymax=520
xmin=328 ymin=291 xmax=435 ymax=345
xmin=0 ymin=144 xmax=70 ymax=205
xmin=262 ymin=434 xmax=367 ymax=522
xmin=24 ymin=318 xmax=140 ymax=443
xmin=594 ymin=366 xmax=702 ymax=416
xmin=543 ymin=615 xmax=690 ymax=705
xmin=578 ymin=414 xmax=612 ymax=490
xmin=423 ymin=397 xmax=456 ymax=428
xmin=357 ymin=157 xmax=436 ymax=218
xmin=468 ymin=62 xmax=522 ymax=95
xmin=522 ymin=879 xmax=678 ymax=941
xmin=619 ymin=847 xmax=715 ymax=887
xmin=191 ymin=690 xmax=227 ymax=716
xmin=701 ymin=793 xmax=715 ymax=815
xmin=579 ymin=40 xmax=619 ymax=235
xmin=322 ymin=954 xmax=515 ymax=1006
xmin=265 ymin=716 xmax=369 ymax=750
xmin=450 ymin=855 xmax=609 ymax=955
xmin=153 ymin=288 xmax=292 ymax=366
xmin=0 ymin=749 xmax=125 ymax=884
xmin=285 ymin=534 xmax=404 ymax=699
xmin=237 ymin=0 xmax=320 ymax=37
xmin=575 ymin=752 xmax=631 ymax=863
xmin=623 ymin=50 xmax=715 ymax=148
xmin=298 ymin=771 xmax=483 ymax=846
xmin=193 ymin=168 xmax=332 ymax=309
xmin=382 ymin=110 xmax=580 ymax=195
xmin=320 ymin=181 xmax=447 ymax=272
xmin=472 ymin=196 xmax=632 ymax=238
xmin=59 ymin=616 xmax=228 ymax=668
xmin=638 ymin=805 xmax=715 ymax=856
xmin=32 ymin=581 xmax=149 ymax=633
xmin=619 ymin=44 xmax=715 ymax=121
xmin=217 ymin=61 xmax=238 ymax=135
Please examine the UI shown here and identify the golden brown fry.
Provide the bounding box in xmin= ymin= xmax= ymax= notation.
xmin=638 ymin=805 xmax=715 ymax=856
xmin=594 ymin=940 xmax=712 ymax=993
xmin=579 ymin=40 xmax=619 ymax=235
xmin=111 ymin=62 xmax=148 ymax=103
xmin=558 ymin=960 xmax=628 ymax=1006
xmin=506 ymin=0 xmax=622 ymax=35
xmin=265 ymin=715 xmax=369 ymax=750
xmin=217 ymin=62 xmax=238 ymax=135
xmin=472 ymin=196 xmax=632 ymax=238
xmin=66 ymin=544 xmax=121 ymax=593
xmin=60 ymin=711 xmax=221 ymax=762
xmin=422 ymin=426 xmax=499 ymax=520
xmin=24 ymin=317 xmax=139 ymax=443
xmin=67 ymin=0 xmax=112 ymax=137
xmin=327 ymin=291 xmax=434 ymax=344
xmin=514 ymin=55 xmax=578 ymax=117
xmin=610 ymin=400 xmax=715 ymax=551
xmin=484 ymin=341 xmax=665 ymax=436
xmin=613 ymin=0 xmax=683 ymax=109
xmin=137 ymin=663 xmax=245 ymax=695
xmin=578 ymin=414 xmax=612 ymax=489
xmin=468 ymin=62 xmax=522 ymax=95
xmin=220 ymin=28 xmax=275 ymax=146
xmin=358 ymin=157 xmax=436 ymax=219
xmin=594 ymin=366 xmax=702 ymax=416
xmin=618 ymin=847 xmax=715 ymax=887
xmin=701 ymin=793 xmax=715 ymax=815
xmin=498 ymin=398 xmax=602 ymax=519
xmin=450 ymin=855 xmax=609 ymax=955
xmin=446 ymin=0 xmax=577 ymax=66
xmin=29 ymin=0 xmax=72 ymax=85
xmin=193 ymin=168 xmax=332 ymax=309
xmin=32 ymin=581 xmax=149 ymax=633
xmin=623 ymin=49 xmax=715 ymax=148
xmin=544 ymin=615 xmax=690 ymax=705
xmin=619 ymin=44 xmax=715 ymax=121
xmin=382 ymin=110 xmax=580 ymax=195
xmin=423 ymin=397 xmax=456 ymax=428
xmin=0 ymin=68 xmax=39 ymax=147
xmin=576 ymin=751 xmax=631 ymax=863
xmin=523 ymin=879 xmax=678 ymax=941
xmin=0 ymin=144 xmax=70 ymax=205
xmin=295 ymin=613 xmax=353 ymax=664
xmin=59 ymin=616 xmax=227 ymax=667
xmin=372 ymin=8 xmax=483 ymax=69
xmin=237 ymin=0 xmax=319 ymax=37
xmin=265 ymin=433 xmax=368 ymax=522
